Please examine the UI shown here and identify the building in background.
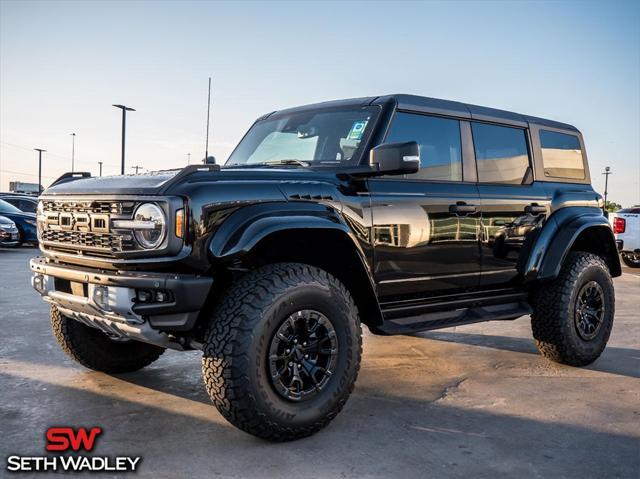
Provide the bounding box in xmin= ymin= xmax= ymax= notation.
xmin=8 ymin=181 xmax=41 ymax=195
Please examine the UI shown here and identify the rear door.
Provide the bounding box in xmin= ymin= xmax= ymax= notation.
xmin=471 ymin=121 xmax=551 ymax=287
xmin=368 ymin=111 xmax=482 ymax=301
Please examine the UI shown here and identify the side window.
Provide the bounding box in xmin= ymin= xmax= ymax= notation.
xmin=539 ymin=130 xmax=585 ymax=180
xmin=471 ymin=123 xmax=530 ymax=184
xmin=385 ymin=112 xmax=462 ymax=181
xmin=19 ymin=200 xmax=37 ymax=213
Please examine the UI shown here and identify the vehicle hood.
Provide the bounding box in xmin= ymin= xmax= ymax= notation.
xmin=41 ymin=167 xmax=341 ymax=197
xmin=0 ymin=215 xmax=16 ymax=226
xmin=43 ymin=170 xmax=181 ymax=196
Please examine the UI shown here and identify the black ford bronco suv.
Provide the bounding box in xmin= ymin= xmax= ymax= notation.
xmin=31 ymin=94 xmax=621 ymax=441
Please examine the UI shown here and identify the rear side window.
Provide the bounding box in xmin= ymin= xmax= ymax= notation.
xmin=539 ymin=130 xmax=585 ymax=180
xmin=471 ymin=123 xmax=530 ymax=184
xmin=385 ymin=112 xmax=462 ymax=181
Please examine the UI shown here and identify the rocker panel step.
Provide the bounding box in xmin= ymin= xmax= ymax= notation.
xmin=374 ymin=301 xmax=532 ymax=335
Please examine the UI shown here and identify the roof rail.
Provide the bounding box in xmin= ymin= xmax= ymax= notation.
xmin=50 ymin=171 xmax=92 ymax=188
xmin=159 ymin=164 xmax=221 ymax=193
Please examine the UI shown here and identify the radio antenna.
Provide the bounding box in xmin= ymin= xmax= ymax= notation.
xmin=204 ymin=76 xmax=213 ymax=164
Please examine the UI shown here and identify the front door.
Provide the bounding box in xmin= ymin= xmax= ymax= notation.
xmin=368 ymin=111 xmax=482 ymax=301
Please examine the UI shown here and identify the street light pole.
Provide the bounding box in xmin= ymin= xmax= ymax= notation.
xmin=34 ymin=148 xmax=46 ymax=194
xmin=187 ymin=153 xmax=191 ymax=165
xmin=98 ymin=161 xmax=103 ymax=177
xmin=112 ymin=104 xmax=135 ymax=175
xmin=70 ymin=133 xmax=76 ymax=172
xmin=131 ymin=165 xmax=143 ymax=174
xmin=603 ymin=166 xmax=612 ymax=211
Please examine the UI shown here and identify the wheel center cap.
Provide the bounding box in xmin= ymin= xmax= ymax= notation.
xmin=292 ymin=345 xmax=304 ymax=360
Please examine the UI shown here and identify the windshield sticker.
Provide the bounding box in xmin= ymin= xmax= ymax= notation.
xmin=347 ymin=120 xmax=368 ymax=140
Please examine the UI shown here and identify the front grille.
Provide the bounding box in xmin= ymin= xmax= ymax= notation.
xmin=41 ymin=230 xmax=132 ymax=251
xmin=42 ymin=200 xmax=135 ymax=215
xmin=40 ymin=198 xmax=138 ymax=258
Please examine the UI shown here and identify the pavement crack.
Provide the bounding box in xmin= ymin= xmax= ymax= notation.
xmin=434 ymin=377 xmax=467 ymax=403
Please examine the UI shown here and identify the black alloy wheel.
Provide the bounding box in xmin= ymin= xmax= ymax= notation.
xmin=268 ymin=309 xmax=338 ymax=402
xmin=574 ymin=281 xmax=605 ymax=340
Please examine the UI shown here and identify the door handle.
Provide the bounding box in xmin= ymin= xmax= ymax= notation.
xmin=525 ymin=203 xmax=547 ymax=215
xmin=449 ymin=202 xmax=477 ymax=214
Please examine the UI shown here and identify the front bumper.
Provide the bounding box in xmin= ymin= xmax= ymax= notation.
xmin=30 ymin=257 xmax=212 ymax=349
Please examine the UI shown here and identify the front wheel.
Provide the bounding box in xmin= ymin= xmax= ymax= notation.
xmin=531 ymin=252 xmax=615 ymax=366
xmin=51 ymin=306 xmax=165 ymax=373
xmin=202 ymin=263 xmax=362 ymax=441
xmin=621 ymin=253 xmax=640 ymax=268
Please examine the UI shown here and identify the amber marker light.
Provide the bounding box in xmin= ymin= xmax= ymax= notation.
xmin=175 ymin=209 xmax=185 ymax=238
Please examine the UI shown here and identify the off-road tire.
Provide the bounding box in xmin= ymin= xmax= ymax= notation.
xmin=621 ymin=253 xmax=640 ymax=268
xmin=202 ymin=263 xmax=362 ymax=441
xmin=531 ymin=252 xmax=614 ymax=366
xmin=51 ymin=306 xmax=165 ymax=373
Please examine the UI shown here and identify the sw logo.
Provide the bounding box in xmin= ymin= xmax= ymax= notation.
xmin=46 ymin=427 xmax=102 ymax=452
xmin=6 ymin=426 xmax=141 ymax=473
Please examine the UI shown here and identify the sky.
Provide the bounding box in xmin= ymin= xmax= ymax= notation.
xmin=1 ymin=0 xmax=639 ymax=206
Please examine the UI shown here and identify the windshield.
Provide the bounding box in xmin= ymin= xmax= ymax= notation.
xmin=226 ymin=106 xmax=379 ymax=167
xmin=0 ymin=199 xmax=21 ymax=214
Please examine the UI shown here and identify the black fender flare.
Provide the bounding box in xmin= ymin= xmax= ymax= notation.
xmin=208 ymin=201 xmax=383 ymax=325
xmin=209 ymin=201 xmax=353 ymax=257
xmin=522 ymin=206 xmax=621 ymax=282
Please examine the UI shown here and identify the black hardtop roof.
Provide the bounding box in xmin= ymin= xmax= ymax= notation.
xmin=265 ymin=94 xmax=579 ymax=133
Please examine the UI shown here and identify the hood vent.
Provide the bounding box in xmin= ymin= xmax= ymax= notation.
xmin=289 ymin=193 xmax=334 ymax=201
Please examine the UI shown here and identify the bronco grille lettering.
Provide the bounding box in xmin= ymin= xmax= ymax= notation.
xmin=47 ymin=212 xmax=110 ymax=233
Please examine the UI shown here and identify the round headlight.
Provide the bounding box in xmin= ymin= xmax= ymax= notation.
xmin=133 ymin=203 xmax=166 ymax=249
xmin=36 ymin=201 xmax=45 ymax=240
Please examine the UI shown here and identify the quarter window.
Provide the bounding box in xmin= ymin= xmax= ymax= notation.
xmin=540 ymin=130 xmax=585 ymax=180
xmin=472 ymin=123 xmax=530 ymax=184
xmin=385 ymin=112 xmax=463 ymax=181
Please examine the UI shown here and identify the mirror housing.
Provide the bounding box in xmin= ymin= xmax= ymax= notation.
xmin=369 ymin=141 xmax=420 ymax=176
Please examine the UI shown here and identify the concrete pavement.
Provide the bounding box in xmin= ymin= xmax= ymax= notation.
xmin=1 ymin=247 xmax=638 ymax=478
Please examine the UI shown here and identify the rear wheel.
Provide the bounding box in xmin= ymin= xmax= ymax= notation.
xmin=202 ymin=263 xmax=362 ymax=441
xmin=50 ymin=306 xmax=165 ymax=373
xmin=531 ymin=252 xmax=615 ymax=366
xmin=621 ymin=253 xmax=640 ymax=268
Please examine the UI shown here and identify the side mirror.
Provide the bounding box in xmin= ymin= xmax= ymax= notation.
xmin=369 ymin=142 xmax=420 ymax=175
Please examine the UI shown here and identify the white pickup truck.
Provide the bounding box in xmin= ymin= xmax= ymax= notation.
xmin=610 ymin=207 xmax=640 ymax=268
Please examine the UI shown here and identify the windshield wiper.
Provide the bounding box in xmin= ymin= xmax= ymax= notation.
xmin=224 ymin=159 xmax=310 ymax=169
xmin=262 ymin=159 xmax=310 ymax=167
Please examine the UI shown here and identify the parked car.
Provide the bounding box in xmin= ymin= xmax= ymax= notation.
xmin=30 ymin=94 xmax=620 ymax=441
xmin=0 ymin=194 xmax=38 ymax=213
xmin=0 ymin=199 xmax=37 ymax=244
xmin=0 ymin=215 xmax=20 ymax=247
xmin=610 ymin=206 xmax=640 ymax=267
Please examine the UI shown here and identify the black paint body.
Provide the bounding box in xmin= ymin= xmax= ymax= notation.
xmin=40 ymin=94 xmax=621 ymax=336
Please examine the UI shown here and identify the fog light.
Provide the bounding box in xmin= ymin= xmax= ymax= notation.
xmin=33 ymin=274 xmax=45 ymax=293
xmin=93 ymin=285 xmax=110 ymax=310
xmin=155 ymin=291 xmax=168 ymax=302
xmin=137 ymin=289 xmax=152 ymax=303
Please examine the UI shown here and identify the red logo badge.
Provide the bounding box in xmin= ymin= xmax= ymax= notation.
xmin=45 ymin=427 xmax=103 ymax=452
